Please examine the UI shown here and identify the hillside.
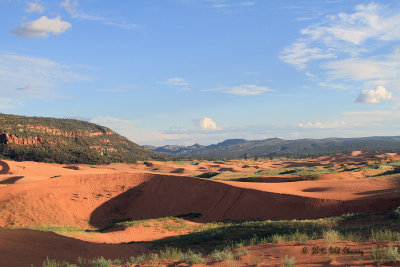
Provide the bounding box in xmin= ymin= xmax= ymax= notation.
xmin=0 ymin=113 xmax=166 ymax=164
xmin=144 ymin=136 xmax=400 ymax=159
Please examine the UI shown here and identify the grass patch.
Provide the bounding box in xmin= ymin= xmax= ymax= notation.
xmin=15 ymin=225 xmax=93 ymax=236
xmin=281 ymin=255 xmax=296 ymax=267
xmin=42 ymin=257 xmax=77 ymax=267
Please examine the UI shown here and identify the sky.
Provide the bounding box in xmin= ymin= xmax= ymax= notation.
xmin=1 ymin=0 xmax=400 ymax=146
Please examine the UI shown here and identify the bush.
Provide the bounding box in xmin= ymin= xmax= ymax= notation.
xmin=371 ymin=245 xmax=386 ymax=263
xmin=391 ymin=206 xmax=400 ymax=219
xmin=323 ymin=229 xmax=341 ymax=245
xmin=385 ymin=244 xmax=400 ymax=262
xmin=282 ymin=255 xmax=296 ymax=267
xmin=181 ymin=250 xmax=205 ymax=265
xmin=90 ymin=257 xmax=121 ymax=267
xmin=370 ymin=229 xmax=400 ymax=242
xmin=210 ymin=249 xmax=234 ymax=261
xmin=42 ymin=257 xmax=77 ymax=267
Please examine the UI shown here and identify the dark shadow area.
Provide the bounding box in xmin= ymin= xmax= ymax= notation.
xmin=0 ymin=229 xmax=146 ymax=266
xmin=0 ymin=176 xmax=23 ymax=184
xmin=196 ymin=172 xmax=219 ymax=178
xmin=143 ymin=162 xmax=153 ymax=167
xmin=232 ymin=176 xmax=303 ymax=183
xmin=170 ymin=168 xmax=185 ymax=174
xmin=63 ymin=166 xmax=79 ymax=170
xmin=302 ymin=187 xmax=330 ymax=192
xmin=0 ymin=161 xmax=10 ymax=174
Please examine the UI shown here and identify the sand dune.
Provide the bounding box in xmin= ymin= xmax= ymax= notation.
xmin=0 ymin=229 xmax=146 ymax=266
xmin=1 ymin=154 xmax=400 ymax=266
xmin=1 ymin=171 xmax=399 ymax=228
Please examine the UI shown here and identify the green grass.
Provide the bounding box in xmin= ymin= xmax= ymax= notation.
xmin=138 ymin=209 xmax=400 ymax=252
xmin=24 ymin=207 xmax=400 ymax=266
xmin=42 ymin=257 xmax=77 ymax=267
xmin=281 ymin=255 xmax=296 ymax=267
xmin=14 ymin=225 xmax=93 ymax=236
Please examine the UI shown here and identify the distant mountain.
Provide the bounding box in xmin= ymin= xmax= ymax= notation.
xmin=0 ymin=113 xmax=167 ymax=164
xmin=144 ymin=136 xmax=400 ymax=159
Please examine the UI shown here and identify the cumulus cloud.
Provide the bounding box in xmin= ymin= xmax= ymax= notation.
xmin=355 ymin=86 xmax=392 ymax=103
xmin=11 ymin=16 xmax=71 ymax=38
xmin=208 ymin=84 xmax=272 ymax=95
xmin=26 ymin=2 xmax=45 ymax=14
xmin=298 ymin=120 xmax=347 ymax=129
xmin=198 ymin=117 xmax=220 ymax=131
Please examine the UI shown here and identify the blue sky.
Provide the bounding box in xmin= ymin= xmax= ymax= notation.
xmin=1 ymin=0 xmax=400 ymax=146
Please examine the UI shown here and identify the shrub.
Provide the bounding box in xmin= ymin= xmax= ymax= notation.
xmin=90 ymin=257 xmax=121 ymax=267
xmin=371 ymin=245 xmax=386 ymax=263
xmin=323 ymin=229 xmax=341 ymax=246
xmin=181 ymin=250 xmax=205 ymax=265
xmin=370 ymin=229 xmax=400 ymax=242
xmin=391 ymin=206 xmax=400 ymax=219
xmin=210 ymin=249 xmax=234 ymax=261
xmin=281 ymin=255 xmax=296 ymax=267
xmin=159 ymin=246 xmax=184 ymax=260
xmin=385 ymin=244 xmax=400 ymax=262
xmin=42 ymin=257 xmax=77 ymax=267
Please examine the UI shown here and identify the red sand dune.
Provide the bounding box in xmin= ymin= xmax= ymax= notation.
xmin=1 ymin=171 xmax=399 ymax=228
xmin=0 ymin=229 xmax=147 ymax=266
xmin=1 ymin=155 xmax=400 ymax=266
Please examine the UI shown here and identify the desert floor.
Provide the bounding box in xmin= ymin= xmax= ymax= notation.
xmin=0 ymin=151 xmax=400 ymax=266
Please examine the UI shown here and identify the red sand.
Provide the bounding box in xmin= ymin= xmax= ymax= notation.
xmin=0 ymin=151 xmax=399 ymax=266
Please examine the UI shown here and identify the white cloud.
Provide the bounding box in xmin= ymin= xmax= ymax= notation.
xmin=356 ymin=86 xmax=392 ymax=103
xmin=281 ymin=3 xmax=400 ymax=69
xmin=11 ymin=16 xmax=71 ymax=38
xmin=98 ymin=84 xmax=137 ymax=93
xmin=280 ymin=41 xmax=335 ymax=69
xmin=26 ymin=2 xmax=45 ymax=14
xmin=162 ymin=77 xmax=191 ymax=90
xmin=61 ymin=0 xmax=139 ymax=30
xmin=0 ymin=53 xmax=91 ymax=99
xmin=208 ymin=84 xmax=273 ymax=95
xmin=163 ymin=77 xmax=189 ymax=86
xmin=298 ymin=120 xmax=347 ymax=129
xmin=199 ymin=117 xmax=220 ymax=130
xmin=61 ymin=0 xmax=78 ymax=14
xmin=322 ymin=55 xmax=400 ymax=81
xmin=240 ymin=2 xmax=255 ymax=6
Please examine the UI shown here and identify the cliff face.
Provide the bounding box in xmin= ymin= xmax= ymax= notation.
xmin=0 ymin=113 xmax=166 ymax=164
xmin=0 ymin=133 xmax=44 ymax=145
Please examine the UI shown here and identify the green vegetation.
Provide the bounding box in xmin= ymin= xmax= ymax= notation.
xmin=0 ymin=113 xmax=167 ymax=164
xmin=42 ymin=257 xmax=77 ymax=267
xmin=139 ymin=209 xmax=400 ymax=252
xmin=281 ymin=255 xmax=296 ymax=267
xmin=371 ymin=244 xmax=400 ymax=264
xmin=11 ymin=225 xmax=93 ymax=236
xmin=25 ymin=206 xmax=400 ymax=266
xmin=146 ymin=136 xmax=400 ymax=159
